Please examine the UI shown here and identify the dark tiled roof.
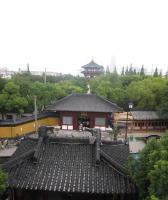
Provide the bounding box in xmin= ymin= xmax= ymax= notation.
xmin=5 ymin=137 xmax=136 ymax=195
xmin=131 ymin=111 xmax=167 ymax=120
xmin=101 ymin=144 xmax=129 ymax=169
xmin=81 ymin=60 xmax=104 ymax=69
xmin=0 ymin=112 xmax=58 ymax=126
xmin=46 ymin=93 xmax=122 ymax=113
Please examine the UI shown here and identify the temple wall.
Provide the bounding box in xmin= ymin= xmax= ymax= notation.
xmin=0 ymin=117 xmax=60 ymax=138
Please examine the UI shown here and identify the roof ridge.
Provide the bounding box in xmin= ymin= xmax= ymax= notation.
xmin=46 ymin=93 xmax=73 ymax=107
xmin=100 ymin=149 xmax=128 ymax=176
xmin=0 ymin=149 xmax=35 ymax=170
xmin=97 ymin=95 xmax=123 ymax=111
xmin=81 ymin=60 xmax=103 ymax=69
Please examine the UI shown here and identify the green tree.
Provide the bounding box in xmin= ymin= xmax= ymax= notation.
xmin=153 ymin=67 xmax=159 ymax=77
xmin=121 ymin=66 xmax=125 ymax=75
xmin=140 ymin=65 xmax=145 ymax=76
xmin=127 ymin=77 xmax=167 ymax=110
xmin=125 ymin=66 xmax=129 ymax=75
xmin=0 ymin=94 xmax=8 ymax=120
xmin=120 ymin=74 xmax=144 ymax=88
xmin=106 ymin=65 xmax=110 ymax=74
xmin=129 ymin=133 xmax=168 ymax=200
xmin=0 ymin=78 xmax=7 ymax=92
xmin=0 ymin=169 xmax=7 ymax=195
xmin=0 ymin=82 xmax=28 ymax=117
xmin=154 ymin=81 xmax=168 ymax=117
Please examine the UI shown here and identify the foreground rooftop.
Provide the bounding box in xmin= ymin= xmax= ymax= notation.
xmin=1 ymin=127 xmax=137 ymax=199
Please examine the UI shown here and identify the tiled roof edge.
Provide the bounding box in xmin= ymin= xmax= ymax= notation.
xmin=0 ymin=149 xmax=35 ymax=171
xmin=46 ymin=94 xmax=73 ymax=109
xmin=100 ymin=149 xmax=128 ymax=176
xmin=49 ymin=137 xmax=90 ymax=144
xmin=97 ymin=95 xmax=123 ymax=112
xmin=0 ymin=112 xmax=58 ymax=126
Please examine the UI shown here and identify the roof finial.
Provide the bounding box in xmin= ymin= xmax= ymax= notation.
xmin=87 ymin=84 xmax=91 ymax=94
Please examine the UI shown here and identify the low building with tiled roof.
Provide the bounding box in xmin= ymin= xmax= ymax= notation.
xmin=1 ymin=127 xmax=138 ymax=200
xmin=115 ymin=111 xmax=168 ymax=133
xmin=130 ymin=111 xmax=168 ymax=132
xmin=0 ymin=93 xmax=121 ymax=138
xmin=46 ymin=93 xmax=122 ymax=131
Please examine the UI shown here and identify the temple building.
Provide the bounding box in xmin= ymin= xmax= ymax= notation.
xmin=114 ymin=111 xmax=168 ymax=133
xmin=81 ymin=60 xmax=104 ymax=79
xmin=1 ymin=127 xmax=138 ymax=200
xmin=0 ymin=93 xmax=121 ymax=138
xmin=130 ymin=111 xmax=168 ymax=132
xmin=46 ymin=93 xmax=122 ymax=131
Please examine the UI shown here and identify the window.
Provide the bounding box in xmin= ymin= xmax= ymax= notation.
xmin=62 ymin=116 xmax=73 ymax=125
xmin=95 ymin=117 xmax=105 ymax=126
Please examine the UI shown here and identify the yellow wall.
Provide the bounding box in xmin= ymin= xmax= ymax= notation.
xmin=0 ymin=117 xmax=60 ymax=138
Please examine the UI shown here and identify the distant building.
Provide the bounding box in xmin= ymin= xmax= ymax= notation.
xmin=130 ymin=111 xmax=168 ymax=132
xmin=114 ymin=111 xmax=168 ymax=133
xmin=81 ymin=60 xmax=104 ymax=79
xmin=0 ymin=68 xmax=15 ymax=78
xmin=20 ymin=70 xmax=61 ymax=76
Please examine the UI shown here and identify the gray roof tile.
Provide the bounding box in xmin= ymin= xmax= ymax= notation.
xmin=6 ymin=137 xmax=136 ymax=195
xmin=81 ymin=60 xmax=104 ymax=69
xmin=131 ymin=111 xmax=166 ymax=120
xmin=46 ymin=93 xmax=122 ymax=113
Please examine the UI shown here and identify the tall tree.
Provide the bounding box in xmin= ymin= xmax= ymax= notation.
xmin=125 ymin=66 xmax=129 ymax=75
xmin=113 ymin=66 xmax=118 ymax=74
xmin=121 ymin=66 xmax=125 ymax=75
xmin=140 ymin=65 xmax=145 ymax=76
xmin=153 ymin=67 xmax=158 ymax=77
xmin=106 ymin=65 xmax=110 ymax=74
xmin=133 ymin=69 xmax=137 ymax=75
xmin=159 ymin=70 xmax=162 ymax=77
xmin=129 ymin=64 xmax=133 ymax=75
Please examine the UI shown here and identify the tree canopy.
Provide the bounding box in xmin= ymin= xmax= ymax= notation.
xmin=0 ymin=69 xmax=167 ymax=117
xmin=0 ymin=169 xmax=7 ymax=195
xmin=128 ymin=133 xmax=168 ymax=200
xmin=0 ymin=73 xmax=88 ymax=116
xmin=89 ymin=72 xmax=168 ymax=115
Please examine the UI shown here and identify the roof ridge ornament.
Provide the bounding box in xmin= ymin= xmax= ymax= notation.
xmin=95 ymin=129 xmax=101 ymax=165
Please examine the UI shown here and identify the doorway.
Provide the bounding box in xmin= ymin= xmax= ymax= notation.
xmin=78 ymin=116 xmax=90 ymax=130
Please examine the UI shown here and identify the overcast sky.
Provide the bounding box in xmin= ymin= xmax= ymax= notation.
xmin=0 ymin=0 xmax=168 ymax=75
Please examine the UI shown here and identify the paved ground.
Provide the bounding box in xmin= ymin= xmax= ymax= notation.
xmin=0 ymin=146 xmax=17 ymax=157
xmin=53 ymin=129 xmax=115 ymax=141
xmin=0 ymin=129 xmax=162 ymax=158
xmin=129 ymin=140 xmax=145 ymax=153
xmin=127 ymin=132 xmax=165 ymax=138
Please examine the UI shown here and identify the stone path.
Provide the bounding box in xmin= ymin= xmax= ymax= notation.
xmin=0 ymin=146 xmax=17 ymax=157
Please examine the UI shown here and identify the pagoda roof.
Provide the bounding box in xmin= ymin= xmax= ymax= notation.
xmin=46 ymin=93 xmax=122 ymax=113
xmin=81 ymin=60 xmax=104 ymax=69
xmin=2 ymin=130 xmax=136 ymax=195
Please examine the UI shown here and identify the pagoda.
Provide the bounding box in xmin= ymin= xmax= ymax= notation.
xmin=81 ymin=60 xmax=104 ymax=79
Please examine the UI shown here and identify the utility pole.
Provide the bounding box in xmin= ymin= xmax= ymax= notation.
xmin=125 ymin=111 xmax=129 ymax=140
xmin=44 ymin=68 xmax=47 ymax=84
xmin=125 ymin=102 xmax=133 ymax=140
xmin=34 ymin=96 xmax=38 ymax=133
